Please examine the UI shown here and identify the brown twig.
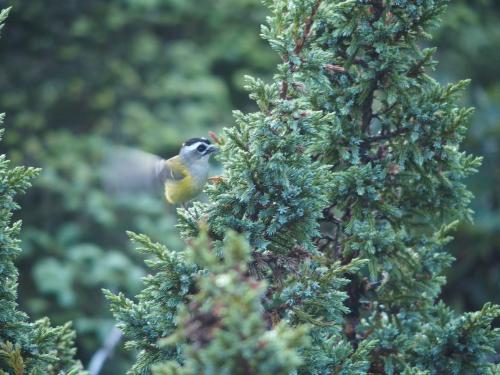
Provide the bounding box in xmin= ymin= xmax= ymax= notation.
xmin=324 ymin=64 xmax=347 ymax=74
xmin=280 ymin=0 xmax=322 ymax=99
xmin=294 ymin=0 xmax=322 ymax=55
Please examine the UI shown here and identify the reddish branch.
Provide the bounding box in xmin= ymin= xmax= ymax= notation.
xmin=280 ymin=0 xmax=322 ymax=99
xmin=294 ymin=0 xmax=322 ymax=55
xmin=324 ymin=63 xmax=347 ymax=73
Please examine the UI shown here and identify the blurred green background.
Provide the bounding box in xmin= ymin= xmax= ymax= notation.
xmin=0 ymin=0 xmax=497 ymax=373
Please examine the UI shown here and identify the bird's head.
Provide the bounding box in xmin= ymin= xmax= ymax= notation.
xmin=179 ymin=137 xmax=219 ymax=163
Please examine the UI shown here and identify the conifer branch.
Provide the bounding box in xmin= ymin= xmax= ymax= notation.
xmin=293 ymin=0 xmax=322 ymax=56
xmin=280 ymin=0 xmax=322 ymax=99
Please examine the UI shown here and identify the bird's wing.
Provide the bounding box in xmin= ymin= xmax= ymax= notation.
xmin=101 ymin=147 xmax=184 ymax=195
xmin=160 ymin=155 xmax=186 ymax=183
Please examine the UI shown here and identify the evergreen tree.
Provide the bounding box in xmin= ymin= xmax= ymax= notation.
xmin=154 ymin=230 xmax=310 ymax=375
xmin=104 ymin=231 xmax=196 ymax=374
xmin=0 ymin=10 xmax=84 ymax=373
xmin=109 ymin=0 xmax=500 ymax=374
xmin=107 ymin=230 xmax=313 ymax=375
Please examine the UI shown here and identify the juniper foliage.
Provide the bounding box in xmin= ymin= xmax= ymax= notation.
xmin=0 ymin=28 xmax=84 ymax=375
xmin=104 ymin=232 xmax=197 ymax=374
xmin=0 ymin=124 xmax=84 ymax=373
xmin=110 ymin=0 xmax=499 ymax=374
xmin=153 ymin=230 xmax=310 ymax=375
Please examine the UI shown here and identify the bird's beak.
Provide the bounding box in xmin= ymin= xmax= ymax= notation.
xmin=206 ymin=145 xmax=219 ymax=154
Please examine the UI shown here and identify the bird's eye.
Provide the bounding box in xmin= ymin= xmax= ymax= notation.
xmin=197 ymin=144 xmax=207 ymax=152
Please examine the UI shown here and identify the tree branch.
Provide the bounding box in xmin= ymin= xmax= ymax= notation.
xmin=294 ymin=0 xmax=322 ymax=55
xmin=280 ymin=0 xmax=322 ymax=99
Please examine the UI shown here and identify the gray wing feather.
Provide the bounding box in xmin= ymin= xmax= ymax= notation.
xmin=101 ymin=147 xmax=180 ymax=195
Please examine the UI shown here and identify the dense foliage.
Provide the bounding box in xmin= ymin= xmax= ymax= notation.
xmin=109 ymin=0 xmax=499 ymax=374
xmin=0 ymin=0 xmax=497 ymax=373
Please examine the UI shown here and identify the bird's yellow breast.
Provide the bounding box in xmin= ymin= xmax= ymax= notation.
xmin=164 ymin=174 xmax=203 ymax=204
xmin=163 ymin=155 xmax=208 ymax=204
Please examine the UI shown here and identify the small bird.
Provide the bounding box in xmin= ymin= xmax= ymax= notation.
xmin=102 ymin=138 xmax=219 ymax=206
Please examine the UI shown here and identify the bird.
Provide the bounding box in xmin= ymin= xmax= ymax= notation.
xmin=102 ymin=137 xmax=219 ymax=206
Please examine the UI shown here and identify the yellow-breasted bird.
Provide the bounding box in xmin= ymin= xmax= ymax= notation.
xmin=102 ymin=138 xmax=219 ymax=206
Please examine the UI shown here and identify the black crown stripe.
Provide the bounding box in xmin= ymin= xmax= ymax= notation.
xmin=183 ymin=137 xmax=211 ymax=146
